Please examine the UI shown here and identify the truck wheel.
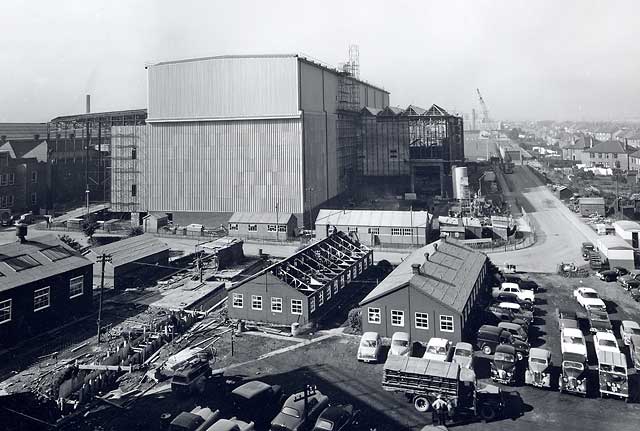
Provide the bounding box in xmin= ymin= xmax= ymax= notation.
xmin=482 ymin=345 xmax=492 ymax=355
xmin=479 ymin=405 xmax=497 ymax=421
xmin=413 ymin=395 xmax=431 ymax=412
xmin=516 ymin=352 xmax=524 ymax=361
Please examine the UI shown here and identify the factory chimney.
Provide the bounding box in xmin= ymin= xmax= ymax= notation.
xmin=86 ymin=94 xmax=91 ymax=114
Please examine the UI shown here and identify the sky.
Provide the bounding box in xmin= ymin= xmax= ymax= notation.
xmin=1 ymin=0 xmax=639 ymax=122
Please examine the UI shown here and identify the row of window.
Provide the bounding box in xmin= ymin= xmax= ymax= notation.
xmin=1 ymin=195 xmax=15 ymax=208
xmin=0 ymin=275 xmax=84 ymax=325
xmin=589 ymin=152 xmax=618 ymax=159
xmin=345 ymin=227 xmax=415 ymax=236
xmin=232 ymin=293 xmax=303 ymax=315
xmin=367 ymin=308 xmax=455 ymax=332
xmin=0 ymin=173 xmax=15 ymax=186
xmin=229 ymin=224 xmax=287 ymax=232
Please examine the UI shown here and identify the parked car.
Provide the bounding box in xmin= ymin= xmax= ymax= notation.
xmin=452 ymin=342 xmax=474 ymax=370
xmin=476 ymin=325 xmax=529 ymax=360
xmin=581 ymin=242 xmax=594 ymax=260
xmin=595 ymin=267 xmax=628 ymax=282
xmin=573 ymin=287 xmax=606 ymax=311
xmin=493 ymin=292 xmax=534 ymax=311
xmin=593 ymin=331 xmax=620 ymax=356
xmin=618 ymin=270 xmax=640 ymax=290
xmin=587 ymin=308 xmax=612 ymax=334
xmin=270 ymin=387 xmax=330 ymax=431
xmin=422 ymin=338 xmax=452 ymax=361
xmin=207 ymin=418 xmax=254 ymax=431
xmin=312 ymin=404 xmax=359 ymax=431
xmin=357 ymin=332 xmax=381 ymax=363
xmin=231 ymin=380 xmax=284 ymax=426
xmin=525 ymin=348 xmax=552 ymax=388
xmin=389 ymin=332 xmax=412 ymax=357
xmin=498 ymin=321 xmax=528 ymax=343
xmin=630 ymin=335 xmax=640 ymax=371
xmin=492 ymin=282 xmax=534 ymax=303
xmin=559 ymin=352 xmax=588 ymax=396
xmin=169 ymin=407 xmax=220 ymax=431
xmin=621 ymin=320 xmax=640 ymax=346
xmin=631 ymin=287 xmax=640 ymax=302
xmin=561 ymin=327 xmax=587 ymax=357
xmin=494 ymin=302 xmax=533 ymax=324
xmin=491 ymin=344 xmax=517 ymax=385
xmin=483 ymin=305 xmax=529 ymax=331
xmin=556 ymin=308 xmax=579 ymax=331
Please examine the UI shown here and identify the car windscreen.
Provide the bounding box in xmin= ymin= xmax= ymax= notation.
xmin=455 ymin=349 xmax=472 ymax=357
xmin=494 ymin=352 xmax=514 ymax=362
xmin=530 ymin=357 xmax=548 ymax=365
xmin=627 ymin=327 xmax=640 ymax=335
xmin=426 ymin=345 xmax=446 ymax=355
xmin=582 ymin=292 xmax=598 ymax=299
xmin=314 ymin=419 xmax=334 ymax=430
xmin=599 ymin=339 xmax=617 ymax=348
xmin=613 ymin=366 xmax=626 ymax=375
xmin=281 ymin=407 xmax=300 ymax=418
xmin=361 ymin=339 xmax=377 ymax=347
xmin=563 ymin=335 xmax=584 ymax=345
xmin=392 ymin=340 xmax=408 ymax=347
xmin=564 ymin=361 xmax=583 ymax=370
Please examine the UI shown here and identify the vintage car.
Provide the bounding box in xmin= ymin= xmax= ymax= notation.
xmin=587 ymin=309 xmax=613 ymax=334
xmin=270 ymin=387 xmax=330 ymax=431
xmin=621 ymin=320 xmax=640 ymax=346
xmin=630 ymin=335 xmax=640 ymax=371
xmin=312 ymin=404 xmax=359 ymax=431
xmin=484 ymin=305 xmax=529 ymax=331
xmin=594 ymin=331 xmax=619 ymax=356
xmin=595 ymin=267 xmax=628 ymax=282
xmin=492 ymin=282 xmax=535 ymax=303
xmin=495 ymin=302 xmax=533 ymax=325
xmin=498 ymin=321 xmax=528 ymax=343
xmin=556 ymin=308 xmax=579 ymax=331
xmin=206 ymin=418 xmax=254 ymax=431
xmin=573 ymin=287 xmax=606 ymax=311
xmin=631 ymin=287 xmax=640 ymax=302
xmin=169 ymin=407 xmax=221 ymax=431
xmin=525 ymin=348 xmax=552 ymax=388
xmin=231 ymin=380 xmax=284 ymax=426
xmin=357 ymin=332 xmax=381 ymax=363
xmin=581 ymin=242 xmax=594 ymax=260
xmin=618 ymin=270 xmax=640 ymax=290
xmin=389 ymin=332 xmax=412 ymax=357
xmin=422 ymin=338 xmax=452 ymax=361
xmin=561 ymin=327 xmax=587 ymax=357
xmin=559 ymin=352 xmax=588 ymax=396
xmin=493 ymin=291 xmax=534 ymax=311
xmin=476 ymin=325 xmax=529 ymax=360
xmin=491 ymin=344 xmax=517 ymax=385
xmin=597 ymin=351 xmax=629 ymax=400
xmin=452 ymin=342 xmax=474 ymax=370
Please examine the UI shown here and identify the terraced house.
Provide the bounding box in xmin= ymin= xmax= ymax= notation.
xmin=581 ymin=140 xmax=631 ymax=170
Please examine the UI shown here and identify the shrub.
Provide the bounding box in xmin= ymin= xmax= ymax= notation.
xmin=347 ymin=308 xmax=362 ymax=334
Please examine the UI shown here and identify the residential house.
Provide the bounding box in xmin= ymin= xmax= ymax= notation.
xmin=581 ymin=140 xmax=630 ymax=170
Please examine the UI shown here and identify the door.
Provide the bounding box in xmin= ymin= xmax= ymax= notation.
xmin=633 ymin=232 xmax=638 ymax=249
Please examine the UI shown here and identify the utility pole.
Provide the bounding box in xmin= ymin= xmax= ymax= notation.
xmin=96 ymin=253 xmax=112 ymax=343
xmin=276 ymin=202 xmax=280 ymax=242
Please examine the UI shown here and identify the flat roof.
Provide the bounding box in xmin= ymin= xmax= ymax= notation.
xmin=613 ymin=220 xmax=640 ymax=231
xmin=229 ymin=212 xmax=295 ymax=225
xmin=0 ymin=234 xmax=93 ymax=292
xmin=316 ymin=209 xmax=431 ymax=228
xmin=597 ymin=235 xmax=633 ymax=250
xmin=579 ymin=197 xmax=605 ymax=205
xmin=86 ymin=234 xmax=169 ymax=267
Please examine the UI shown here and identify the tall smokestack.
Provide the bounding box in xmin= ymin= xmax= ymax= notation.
xmin=86 ymin=94 xmax=91 ymax=114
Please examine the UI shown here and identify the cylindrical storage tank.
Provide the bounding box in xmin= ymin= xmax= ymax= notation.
xmin=453 ymin=167 xmax=469 ymax=200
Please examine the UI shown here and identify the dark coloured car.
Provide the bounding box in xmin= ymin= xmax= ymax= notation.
xmin=484 ymin=306 xmax=529 ymax=331
xmin=587 ymin=309 xmax=612 ymax=334
xmin=493 ymin=292 xmax=534 ymax=311
xmin=631 ymin=288 xmax=640 ymax=302
xmin=270 ymin=387 xmax=330 ymax=431
xmin=486 ymin=303 xmax=533 ymax=326
xmin=312 ymin=404 xmax=359 ymax=431
xmin=596 ymin=267 xmax=628 ymax=282
xmin=618 ymin=271 xmax=640 ymax=290
xmin=476 ymin=325 xmax=529 ymax=360
xmin=491 ymin=344 xmax=517 ymax=385
xmin=231 ymin=380 xmax=284 ymax=426
xmin=581 ymin=242 xmax=594 ymax=260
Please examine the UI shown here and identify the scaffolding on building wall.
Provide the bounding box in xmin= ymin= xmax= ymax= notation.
xmin=47 ymin=110 xmax=146 ymax=211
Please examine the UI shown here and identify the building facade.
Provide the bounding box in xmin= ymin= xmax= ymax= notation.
xmin=114 ymin=54 xmax=388 ymax=227
xmin=578 ymin=197 xmax=606 ymax=217
xmin=581 ymin=140 xmax=630 ymax=170
xmin=227 ymin=232 xmax=373 ymax=326
xmin=359 ymin=239 xmax=488 ymax=343
xmin=0 ymin=234 xmax=94 ymax=346
xmin=228 ymin=212 xmax=298 ymax=241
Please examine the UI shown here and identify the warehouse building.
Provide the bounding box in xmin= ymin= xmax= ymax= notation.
xmin=0 ymin=233 xmax=93 ymax=346
xmin=578 ymin=197 xmax=606 ymax=217
xmin=613 ymin=220 xmax=640 ymax=248
xmin=314 ymin=209 xmax=432 ymax=247
xmin=228 ymin=212 xmax=298 ymax=241
xmin=227 ymin=231 xmax=373 ymax=327
xmin=113 ymin=53 xmax=388 ymax=227
xmin=84 ymin=234 xmax=169 ymax=290
xmin=359 ymin=238 xmax=489 ymax=343
xmin=596 ymin=235 xmax=635 ymax=270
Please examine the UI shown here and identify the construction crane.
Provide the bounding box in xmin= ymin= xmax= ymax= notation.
xmin=476 ymin=88 xmax=491 ymax=125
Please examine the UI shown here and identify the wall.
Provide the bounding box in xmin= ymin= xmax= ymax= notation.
xmin=229 ymin=221 xmax=295 ymax=241
xmin=110 ymin=125 xmax=147 ymax=213
xmin=361 ymin=117 xmax=411 ymax=176
xmin=0 ymin=266 xmax=93 ymax=346
xmin=145 ymin=120 xmax=303 ymax=215
xmin=361 ymin=284 xmax=462 ymax=343
xmin=148 ymin=56 xmax=299 ymax=121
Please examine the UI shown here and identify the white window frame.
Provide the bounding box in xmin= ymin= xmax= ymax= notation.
xmin=267 ymin=225 xmax=277 ymax=232
xmin=310 ymin=297 xmax=316 ymax=313
xmin=391 ymin=309 xmax=404 ymax=327
xmin=69 ymin=275 xmax=84 ymax=299
xmin=247 ymin=224 xmax=258 ymax=232
xmin=415 ymin=312 xmax=429 ymax=329
xmin=232 ymin=293 xmax=244 ymax=308
xmin=8 ymin=173 xmax=15 ymax=185
xmin=332 ymin=281 xmax=338 ymax=295
xmin=0 ymin=174 xmax=7 ymax=186
xmin=326 ymin=285 xmax=331 ymax=300
xmin=391 ymin=227 xmax=402 ymax=236
xmin=251 ymin=295 xmax=263 ymax=310
xmin=277 ymin=225 xmax=287 ymax=233
xmin=291 ymin=299 xmax=303 ymax=315
xmin=347 ymin=226 xmax=358 ymax=233
xmin=31 ymin=170 xmax=37 ymax=183
xmin=368 ymin=307 xmax=381 ymax=324
xmin=318 ymin=290 xmax=324 ymax=306
xmin=440 ymin=315 xmax=454 ymax=332
xmin=229 ymin=223 xmax=239 ymax=231
xmin=0 ymin=299 xmax=11 ymax=324
xmin=271 ymin=297 xmax=283 ymax=313
xmin=402 ymin=228 xmax=413 ymax=236
xmin=34 ymin=286 xmax=50 ymax=312
xmin=367 ymin=227 xmax=380 ymax=235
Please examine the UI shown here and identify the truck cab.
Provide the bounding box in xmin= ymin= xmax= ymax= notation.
xmin=231 ymin=380 xmax=284 ymax=426
xmin=597 ymin=350 xmax=629 ymax=400
xmin=171 ymin=357 xmax=213 ymax=396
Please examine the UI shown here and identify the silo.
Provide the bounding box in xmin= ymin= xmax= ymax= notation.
xmin=453 ymin=166 xmax=470 ymax=200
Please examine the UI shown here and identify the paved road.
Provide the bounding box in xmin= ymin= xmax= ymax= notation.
xmin=489 ymin=165 xmax=598 ymax=273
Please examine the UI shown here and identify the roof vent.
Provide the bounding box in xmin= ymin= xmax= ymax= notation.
xmin=411 ymin=263 xmax=421 ymax=275
xmin=433 ymin=243 xmax=438 ymax=252
xmin=424 ymin=253 xmax=430 ymax=261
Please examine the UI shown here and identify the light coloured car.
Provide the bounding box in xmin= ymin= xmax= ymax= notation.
xmin=207 ymin=418 xmax=255 ymax=431
xmin=573 ymin=287 xmax=606 ymax=311
xmin=422 ymin=337 xmax=452 ymax=361
xmin=452 ymin=342 xmax=474 ymax=369
xmin=492 ymin=282 xmax=535 ymax=302
xmin=357 ymin=332 xmax=381 ymax=363
xmin=594 ymin=331 xmax=620 ymax=357
xmin=389 ymin=332 xmax=412 ymax=357
xmin=621 ymin=320 xmax=640 ymax=346
xmin=560 ymin=327 xmax=587 ymax=357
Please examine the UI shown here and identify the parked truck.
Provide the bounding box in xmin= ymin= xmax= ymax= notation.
xmin=382 ymin=356 xmax=505 ymax=421
xmin=597 ymin=351 xmax=629 ymax=400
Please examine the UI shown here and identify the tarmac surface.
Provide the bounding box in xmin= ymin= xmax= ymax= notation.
xmin=489 ymin=164 xmax=598 ymax=273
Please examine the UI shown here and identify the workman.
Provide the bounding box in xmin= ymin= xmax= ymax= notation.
xmin=432 ymin=394 xmax=448 ymax=425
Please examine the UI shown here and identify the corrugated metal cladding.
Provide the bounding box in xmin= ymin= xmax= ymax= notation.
xmin=110 ymin=125 xmax=148 ymax=213
xmin=147 ymin=56 xmax=299 ymax=120
xmin=146 ymin=120 xmax=303 ymax=214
